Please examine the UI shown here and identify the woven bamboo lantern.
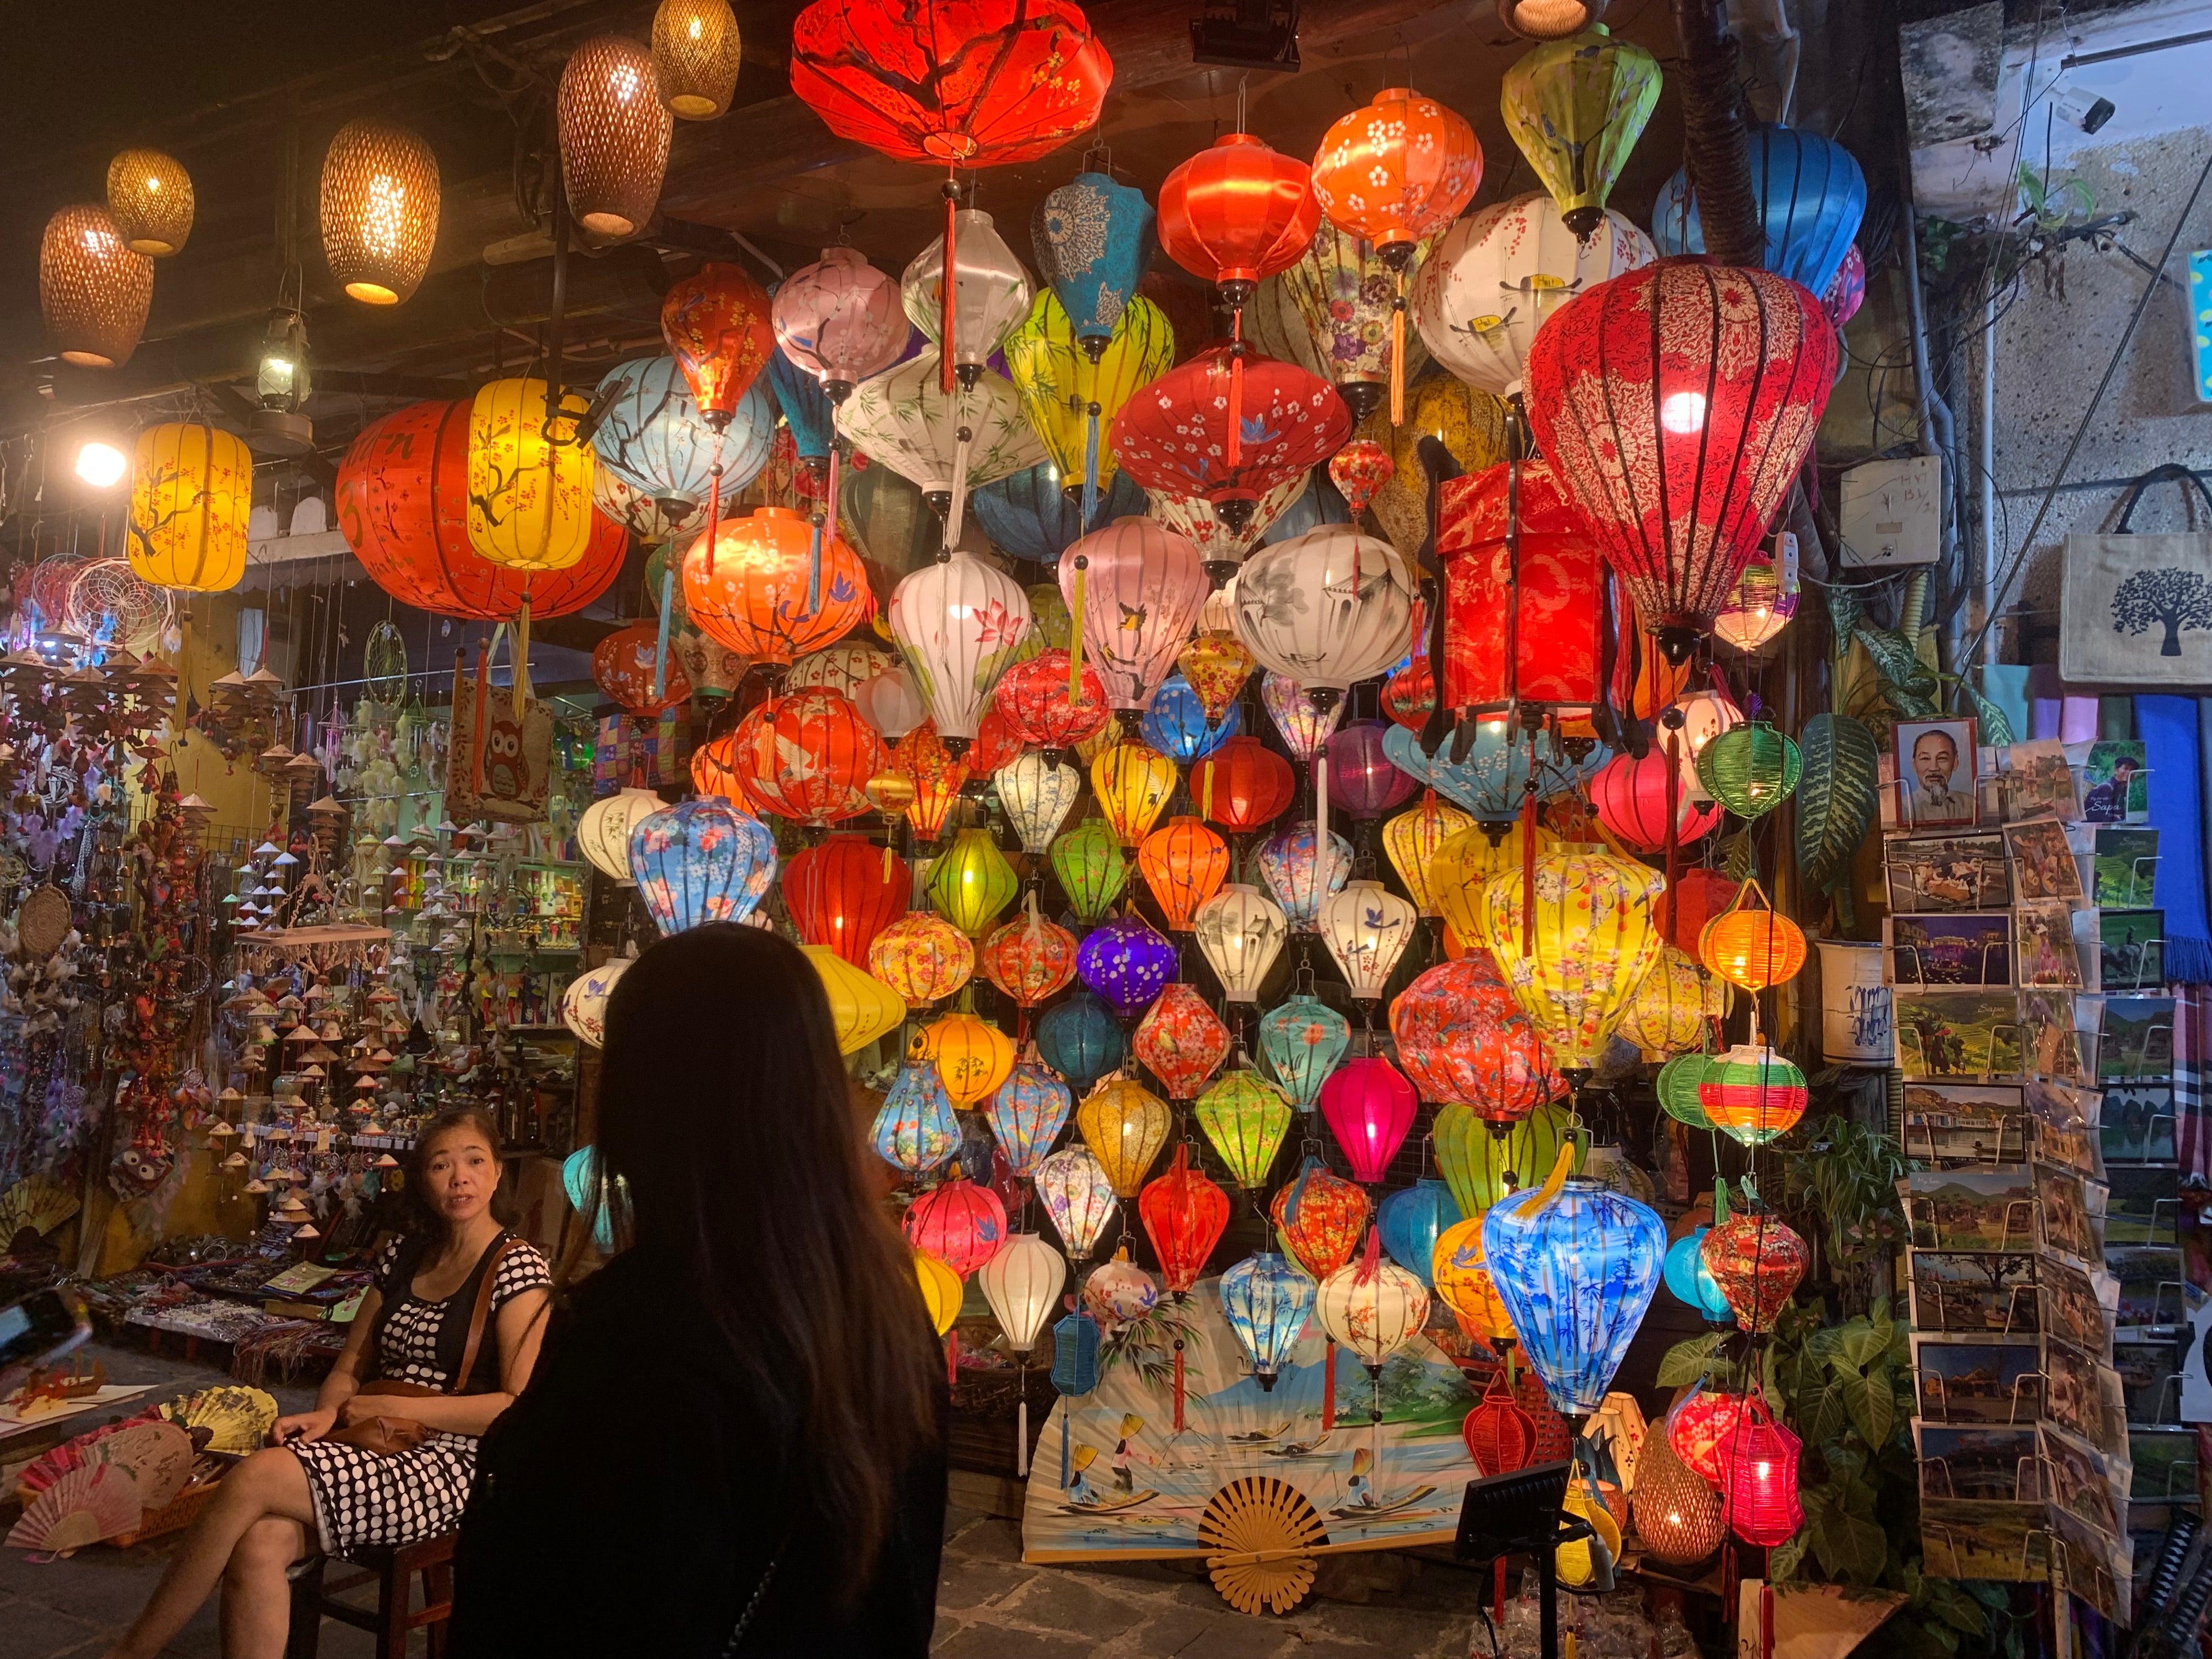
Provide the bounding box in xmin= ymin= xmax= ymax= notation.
xmin=40 ymin=206 xmax=153 ymax=368
xmin=652 ymin=0 xmax=743 ymax=120
xmin=106 ymin=150 xmax=194 ymax=257
xmin=560 ymin=36 xmax=673 ymax=238
xmin=320 ymin=121 xmax=440 ymax=305
xmin=1630 ymin=1432 xmax=1725 ymax=1566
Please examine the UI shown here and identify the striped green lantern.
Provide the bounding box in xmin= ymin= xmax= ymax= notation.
xmin=1696 ymin=1042 xmax=1809 ymax=1147
xmin=1433 ymin=1099 xmax=1575 ymax=1220
xmin=1656 ymin=1052 xmax=1718 ymax=1129
xmin=1694 ymin=720 xmax=1802 ymax=820
xmin=1049 ymin=817 xmax=1130 ymax=923
xmin=1194 ymin=1068 xmax=1294 ymax=1190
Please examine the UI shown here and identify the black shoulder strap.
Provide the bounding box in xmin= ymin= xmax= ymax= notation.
xmin=2114 ymin=464 xmax=2212 ymax=533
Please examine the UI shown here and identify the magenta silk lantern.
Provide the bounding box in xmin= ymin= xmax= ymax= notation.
xmin=1589 ymin=746 xmax=1725 ymax=854
xmin=771 ymin=247 xmax=909 ymax=400
xmin=1325 ymin=719 xmax=1417 ymax=819
xmin=1318 ymin=1056 xmax=1418 ymax=1183
xmin=1060 ymin=518 xmax=1211 ymax=714
xmin=902 ymin=1175 xmax=1008 ymax=1277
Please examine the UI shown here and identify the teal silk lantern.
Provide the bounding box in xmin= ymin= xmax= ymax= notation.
xmin=1219 ymin=1250 xmax=1316 ymax=1391
xmin=1482 ymin=1177 xmax=1667 ymax=1417
xmin=1652 ymin=123 xmax=1867 ymax=297
xmin=1379 ymin=1178 xmax=1463 ymax=1287
xmin=972 ymin=463 xmax=1143 ymax=564
xmin=872 ymin=1062 xmax=961 ymax=1174
xmin=1037 ymin=991 xmax=1125 ymax=1093
xmin=591 ymin=355 xmax=775 ymax=513
xmin=1260 ymin=992 xmax=1350 ymax=1112
xmin=627 ymin=798 xmax=777 ymax=934
xmin=1032 ymin=170 xmax=1158 ymax=363
xmin=987 ymin=1063 xmax=1074 ymax=1180
xmin=1664 ymin=1227 xmax=1736 ymax=1325
xmin=765 ymin=342 xmax=835 ymax=467
xmin=1383 ymin=721 xmax=1607 ymax=821
xmin=560 ymin=1147 xmax=624 ymax=1251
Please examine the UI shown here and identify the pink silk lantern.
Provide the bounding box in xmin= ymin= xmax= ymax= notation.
xmin=1325 ymin=719 xmax=1417 ymax=819
xmin=771 ymin=247 xmax=908 ymax=401
xmin=1589 ymin=747 xmax=1723 ymax=854
xmin=1059 ymin=518 xmax=1210 ymax=714
xmin=1389 ymin=957 xmax=1562 ymax=1122
xmin=1318 ymin=1056 xmax=1418 ymax=1183
xmin=902 ymin=1175 xmax=1008 ymax=1277
xmin=1131 ymin=983 xmax=1232 ymax=1102
xmin=1718 ymin=1401 xmax=1805 ymax=1547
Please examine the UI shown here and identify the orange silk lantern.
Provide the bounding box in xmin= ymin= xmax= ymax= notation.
xmin=1192 ymin=735 xmax=1295 ymax=834
xmin=922 ymin=1010 xmax=1017 ymax=1105
xmin=1699 ymin=883 xmax=1809 ymax=992
xmin=1138 ymin=816 xmax=1230 ymax=930
xmin=890 ymin=723 xmax=970 ymax=843
xmin=691 ymin=734 xmax=743 ymax=799
xmin=785 ymin=833 xmax=907 ymax=965
xmin=592 ymin=621 xmax=693 ymax=715
xmin=1269 ymin=1157 xmax=1372 ymax=1281
xmin=980 ymin=910 xmax=1079 ymax=1008
xmin=336 ymin=400 xmax=624 ymax=620
xmin=726 ymin=689 xmax=885 ymax=825
xmin=1131 ymin=983 xmax=1231 ymax=1103
xmin=684 ymin=506 xmax=870 ymax=664
xmin=1139 ymin=1144 xmax=1229 ymax=1293
xmin=867 ymin=911 xmax=974 ymax=1006
xmin=661 ymin=262 xmax=775 ymax=431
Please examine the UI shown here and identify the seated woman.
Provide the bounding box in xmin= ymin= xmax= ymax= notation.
xmin=104 ymin=1105 xmax=550 ymax=1659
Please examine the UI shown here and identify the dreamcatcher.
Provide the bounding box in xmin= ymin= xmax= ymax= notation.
xmin=21 ymin=551 xmax=99 ymax=634
xmin=66 ymin=560 xmax=174 ymax=652
xmin=362 ymin=622 xmax=409 ymax=707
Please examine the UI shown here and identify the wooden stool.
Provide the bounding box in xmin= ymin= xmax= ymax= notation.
xmin=285 ymin=1534 xmax=456 ymax=1659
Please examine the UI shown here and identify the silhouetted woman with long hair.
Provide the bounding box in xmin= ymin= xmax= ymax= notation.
xmin=449 ymin=926 xmax=945 ymax=1657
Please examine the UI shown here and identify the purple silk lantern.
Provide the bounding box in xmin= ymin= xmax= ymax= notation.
xmin=1319 ymin=1056 xmax=1418 ymax=1183
xmin=1076 ymin=915 xmax=1177 ymax=1020
xmin=770 ymin=247 xmax=909 ymax=402
xmin=1256 ymin=820 xmax=1353 ymax=931
xmin=1325 ymin=719 xmax=1417 ymax=819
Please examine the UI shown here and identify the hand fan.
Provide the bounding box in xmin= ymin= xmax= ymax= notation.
xmin=162 ymin=1385 xmax=280 ymax=1455
xmin=7 ymin=1463 xmax=141 ymax=1553
xmin=92 ymin=1419 xmax=197 ymax=1513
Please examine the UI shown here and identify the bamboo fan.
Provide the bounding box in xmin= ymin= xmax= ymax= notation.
xmin=7 ymin=1464 xmax=140 ymax=1552
xmin=1195 ymin=1476 xmax=1328 ymax=1615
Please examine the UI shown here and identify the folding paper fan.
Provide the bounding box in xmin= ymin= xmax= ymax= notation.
xmin=0 ymin=1172 xmax=80 ymax=1239
xmin=161 ymin=1386 xmax=280 ymax=1456
xmin=7 ymin=1463 xmax=140 ymax=1553
xmin=14 ymin=1409 xmax=159 ymax=1502
xmin=91 ymin=1419 xmax=196 ymax=1513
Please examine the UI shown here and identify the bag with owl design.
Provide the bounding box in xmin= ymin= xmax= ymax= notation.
xmin=447 ymin=626 xmax=554 ymax=824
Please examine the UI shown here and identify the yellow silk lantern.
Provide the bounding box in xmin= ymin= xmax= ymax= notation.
xmin=466 ymin=377 xmax=598 ymax=574
xmin=1383 ymin=793 xmax=1474 ymax=917
xmin=804 ymin=945 xmax=906 ymax=1056
xmin=1357 ymin=376 xmax=1509 ymax=556
xmin=1613 ymin=945 xmax=1724 ymax=1060
xmin=128 ymin=423 xmax=251 ymax=592
xmin=1431 ymin=821 xmax=1559 ymax=949
xmin=922 ymin=1011 xmax=1017 ymax=1105
xmin=867 ymin=912 xmax=974 ymax=1007
xmin=1091 ymin=742 xmax=1177 ymax=847
xmin=914 ymin=1249 xmax=963 ymax=1335
xmin=1699 ymin=882 xmax=1809 ymax=992
xmin=1477 ymin=845 xmax=1664 ymax=1070
xmin=1003 ymin=292 xmax=1175 ymax=499
xmin=1431 ymin=1217 xmax=1517 ymax=1346
xmin=1559 ymin=1481 xmax=1623 ymax=1587
xmin=1076 ymin=1078 xmax=1171 ymax=1197
xmin=927 ymin=828 xmax=1019 ymax=936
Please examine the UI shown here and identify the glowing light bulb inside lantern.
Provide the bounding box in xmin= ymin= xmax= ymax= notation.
xmin=1660 ymin=391 xmax=1707 ymax=434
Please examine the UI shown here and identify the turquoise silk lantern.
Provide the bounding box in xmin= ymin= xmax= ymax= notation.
xmin=628 ymin=798 xmax=777 ymax=934
xmin=1482 ymin=1177 xmax=1667 ymax=1418
xmin=1036 ymin=991 xmax=1125 ymax=1094
xmin=1378 ymin=1178 xmax=1463 ymax=1287
xmin=1259 ymin=992 xmax=1350 ymax=1112
xmin=1382 ymin=721 xmax=1607 ymax=822
xmin=1664 ymin=1227 xmax=1737 ymax=1325
xmin=765 ymin=343 xmax=835 ymax=467
xmin=1032 ymin=170 xmax=1158 ymax=363
xmin=1652 ymin=123 xmax=1867 ymax=297
xmin=1219 ymin=1250 xmax=1317 ymax=1391
xmin=972 ymin=463 xmax=1143 ymax=564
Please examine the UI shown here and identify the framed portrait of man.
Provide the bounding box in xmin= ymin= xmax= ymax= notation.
xmin=1896 ymin=718 xmax=1979 ymax=828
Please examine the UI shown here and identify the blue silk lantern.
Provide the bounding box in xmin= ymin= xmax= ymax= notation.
xmin=1482 ymin=1178 xmax=1667 ymax=1418
xmin=1258 ymin=473 xmax=1352 ymax=547
xmin=560 ymin=1147 xmax=623 ymax=1251
xmin=871 ymin=1063 xmax=961 ymax=1175
xmin=628 ymin=799 xmax=778 ymax=934
xmin=1219 ymin=1251 xmax=1317 ymax=1391
xmin=972 ymin=463 xmax=1143 ymax=563
xmin=1142 ymin=671 xmax=1242 ymax=763
xmin=1256 ymin=822 xmax=1354 ymax=931
xmin=1663 ymin=1227 xmax=1736 ymax=1325
xmin=591 ymin=356 xmax=776 ymax=512
xmin=1049 ymin=1308 xmax=1103 ymax=1487
xmin=1381 ymin=722 xmax=1608 ymax=821
xmin=1031 ymin=171 xmax=1158 ymax=363
xmin=1652 ymin=124 xmax=1867 ymax=297
xmin=765 ymin=343 xmax=834 ymax=466
xmin=1037 ymin=991 xmax=1125 ymax=1093
xmin=1259 ymin=992 xmax=1350 ymax=1112
xmin=988 ymin=1063 xmax=1074 ymax=1180
xmin=1075 ymin=915 xmax=1177 ymax=1020
xmin=1378 ymin=1178 xmax=1463 ymax=1287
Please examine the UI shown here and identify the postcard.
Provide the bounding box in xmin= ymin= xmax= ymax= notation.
xmin=2019 ymin=992 xmax=2091 ymax=1084
xmin=1915 ymin=1424 xmax=2039 ymax=1502
xmin=1889 ymin=913 xmax=2013 ymax=988
xmin=2101 ymin=1088 xmax=2178 ymax=1170
xmin=2092 ymin=828 xmax=2159 ymax=908
xmin=1911 ymin=1250 xmax=2039 ymax=1335
xmin=2113 ymin=1338 xmax=2185 ymax=1425
xmin=2041 ymin=1337 xmax=2125 ymax=1455
xmin=2082 ymin=740 xmax=2149 ymax=825
xmin=2015 ymin=899 xmax=2084 ymax=988
xmin=2107 ymin=1245 xmax=2186 ymax=1335
xmin=2006 ymin=738 xmax=2080 ymax=822
xmin=2103 ymin=1166 xmax=2181 ymax=1249
xmin=2096 ymin=910 xmax=2164 ymax=992
xmin=2040 ymin=1256 xmax=2119 ymax=1358
xmin=2026 ymin=1077 xmax=2100 ymax=1132
xmin=2098 ymin=996 xmax=2176 ymax=1082
xmin=1921 ymin=1498 xmax=2051 ymax=1582
xmin=1895 ymin=991 xmax=2023 ymax=1080
xmin=2050 ymin=1506 xmax=2132 ymax=1625
xmin=2035 ymin=1164 xmax=2106 ymax=1268
xmin=1898 ymin=718 xmax=1980 ymax=829
xmin=1904 ymin=1082 xmax=2028 ymax=1166
xmin=1911 ymin=1336 xmax=2042 ymax=1425
xmin=1904 ymin=1170 xmax=2038 ymax=1252
xmin=2040 ymin=1421 xmax=2131 ymax=1540
xmin=2005 ymin=819 xmax=2084 ymax=904
xmin=1887 ymin=831 xmax=2011 ymax=913
xmin=2128 ymin=1428 xmax=2197 ymax=1504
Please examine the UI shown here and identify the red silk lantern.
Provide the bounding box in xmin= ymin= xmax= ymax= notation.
xmin=903 ymin=1174 xmax=1008 ymax=1277
xmin=684 ymin=506 xmax=871 ymax=664
xmin=1389 ymin=957 xmax=1562 ymax=1122
xmin=1132 ymin=984 xmax=1232 ymax=1102
xmin=1664 ymin=867 xmax=1745 ymax=953
xmin=1138 ymin=816 xmax=1230 ymax=930
xmin=891 ymin=722 xmax=969 ymax=842
xmin=691 ymin=737 xmax=743 ymax=801
xmin=1325 ymin=720 xmax=1417 ymax=819
xmin=1667 ymin=1386 xmax=1753 ymax=1483
xmin=994 ymin=649 xmax=1108 ymax=753
xmin=1463 ymin=1370 xmax=1538 ymax=1475
xmin=1317 ymin=1057 xmax=1417 ymax=1184
xmin=785 ymin=832 xmax=907 ymax=965
xmin=1269 ymin=1158 xmax=1372 ymax=1280
xmin=336 ymin=400 xmax=623 ymax=620
xmin=591 ymin=621 xmax=693 ymax=716
xmin=1700 ymin=1211 xmax=1809 ymax=1334
xmin=1589 ymin=748 xmax=1723 ymax=854
xmin=1524 ymin=261 xmax=1837 ymax=663
xmin=662 ymin=262 xmax=775 ymax=431
xmin=1111 ymin=347 xmax=1350 ymax=537
xmin=980 ymin=911 xmax=1079 ymax=1008
xmin=726 ymin=689 xmax=886 ymax=825
xmin=1138 ymin=1143 xmax=1229 ymax=1293
xmin=1717 ymin=1401 xmax=1804 ymax=1547
xmin=966 ymin=701 xmax=1026 ymax=778
xmin=1191 ymin=735 xmax=1295 ymax=834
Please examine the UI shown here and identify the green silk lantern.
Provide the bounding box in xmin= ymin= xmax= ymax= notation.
xmin=1195 ymin=1068 xmax=1294 ymax=1190
xmin=1434 ymin=1099 xmax=1575 ymax=1220
xmin=1500 ymin=28 xmax=1662 ymax=239
xmin=1049 ymin=817 xmax=1131 ymax=923
xmin=1694 ymin=720 xmax=1802 ymax=820
xmin=1655 ymin=1052 xmax=1717 ymax=1130
xmin=928 ymin=827 xmax=1020 ymax=936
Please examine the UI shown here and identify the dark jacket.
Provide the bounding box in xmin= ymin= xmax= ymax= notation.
xmin=448 ymin=1244 xmax=946 ymax=1658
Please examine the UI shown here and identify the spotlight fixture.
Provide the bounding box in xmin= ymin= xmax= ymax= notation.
xmin=75 ymin=440 xmax=128 ymax=488
xmin=1190 ymin=0 xmax=1300 ymax=72
xmin=2052 ymin=84 xmax=2116 ymax=136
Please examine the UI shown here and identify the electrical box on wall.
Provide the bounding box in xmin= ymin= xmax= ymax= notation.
xmin=1839 ymin=455 xmax=1945 ymax=567
xmin=2191 ymin=250 xmax=2211 ymax=404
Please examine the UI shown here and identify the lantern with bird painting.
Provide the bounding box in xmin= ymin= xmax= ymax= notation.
xmin=725 ymin=690 xmax=884 ymax=826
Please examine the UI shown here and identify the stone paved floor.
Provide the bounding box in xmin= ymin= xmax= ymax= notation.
xmin=2 ymin=1344 xmax=1485 ymax=1659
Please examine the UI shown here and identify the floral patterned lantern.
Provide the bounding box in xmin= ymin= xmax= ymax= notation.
xmin=660 ymin=261 xmax=775 ymax=430
xmin=1271 ymin=1157 xmax=1373 ymax=1280
xmin=1058 ymin=516 xmax=1209 ymax=716
xmin=1048 ymin=819 xmax=1130 ymax=923
xmin=904 ymin=1174 xmax=1008 ymax=1277
xmin=1036 ymin=991 xmax=1124 ymax=1094
xmin=872 ymin=1062 xmax=961 ymax=1173
xmin=1141 ymin=673 xmax=1241 ymax=764
xmin=1431 ymin=1217 xmax=1518 ymax=1346
xmin=1035 ymin=1145 xmax=1118 ymax=1261
xmin=772 ymin=246 xmax=908 ymax=403
xmin=1259 ymin=994 xmax=1350 ymax=1111
xmin=887 ymin=548 xmax=1031 ymax=752
xmin=1084 ymin=1250 xmax=1158 ymax=1327
xmin=560 ymin=956 xmax=630 ymax=1048
xmin=627 ymin=799 xmax=777 ymax=933
xmin=839 ymin=352 xmax=1046 ymax=545
xmin=995 ymin=754 xmax=1082 ymax=856
xmin=580 ymin=787 xmax=663 ymax=886
xmin=1717 ymin=1401 xmax=1805 ymax=1547
xmin=1379 ymin=1179 xmax=1463 ymax=1288
xmin=988 ymin=1063 xmax=1074 ymax=1180
xmin=1232 ymin=527 xmax=1414 ymax=707
xmin=1482 ymin=1173 xmax=1666 ymax=1415
xmin=683 ymin=507 xmax=870 ymax=664
xmin=1178 ymin=625 xmax=1256 ymax=727
xmin=1383 ymin=794 xmax=1475 ymax=916
xmin=1319 ymin=1057 xmax=1418 ymax=1182
xmin=1139 ymin=1144 xmax=1229 ymax=1294
xmin=1696 ymin=1043 xmax=1808 ymax=1146
xmin=889 ymin=724 xmax=970 ymax=844
xmin=980 ymin=911 xmax=1079 ymax=1009
xmin=1259 ymin=670 xmax=1345 ymax=764
xmin=1589 ymin=748 xmax=1724 ymax=854
xmin=867 ymin=911 xmax=975 ymax=1007
xmin=127 ymin=422 xmax=254 ymax=592
xmin=1195 ymin=1069 xmax=1293 ymax=1190
xmin=805 ymin=945 xmax=907 ymax=1054
xmin=1132 ymin=983 xmax=1231 ymax=1102
xmin=1139 ymin=816 xmax=1231 ymax=931
xmin=922 ymin=1011 xmax=1016 ymax=1105
xmin=1383 ymin=723 xmax=1604 ymax=824
xmin=1256 ymin=821 xmax=1353 ymax=932
xmin=1501 ymin=31 xmax=1661 ymax=238
xmin=784 ymin=832 xmax=907 ymax=965
xmin=1475 ymin=845 xmax=1666 ymax=1071
xmin=1613 ymin=946 xmax=1723 ymax=1061
xmin=727 ymin=690 xmax=885 ymax=825
xmin=1145 ymin=475 xmax=1310 ymax=574
xmin=994 ymin=650 xmax=1110 ymax=757
xmin=1325 ymin=721 xmax=1417 ymax=820
xmin=592 ymin=622 xmax=693 ymax=716
xmin=1220 ymin=1252 xmax=1316 ymax=1390
xmin=591 ymin=357 xmax=775 ymax=521
xmin=1319 ymin=881 xmax=1419 ymax=1002
xmin=1316 ymin=1239 xmax=1431 ymax=1373
xmin=1075 ymin=915 xmax=1176 ymax=1019
xmin=1076 ymin=1077 xmax=1172 ymax=1198
xmin=1090 ymin=741 xmax=1177 ymax=848
xmin=1523 ymin=261 xmax=1837 ymax=662
xmin=1032 ymin=167 xmax=1156 ymax=363
xmin=1192 ymin=736 xmax=1296 ymax=833
xmin=1191 ymin=884 xmax=1289 ymax=1004
xmin=1389 ymin=957 xmax=1562 ymax=1121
